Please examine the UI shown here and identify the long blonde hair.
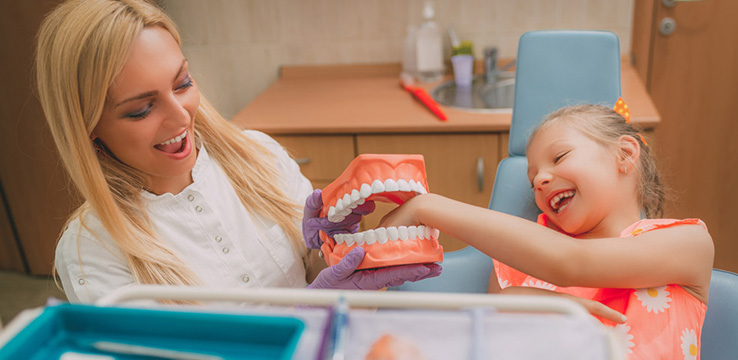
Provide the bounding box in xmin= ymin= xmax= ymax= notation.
xmin=36 ymin=0 xmax=305 ymax=287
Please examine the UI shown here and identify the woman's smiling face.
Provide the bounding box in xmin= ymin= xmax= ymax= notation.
xmin=93 ymin=26 xmax=200 ymax=195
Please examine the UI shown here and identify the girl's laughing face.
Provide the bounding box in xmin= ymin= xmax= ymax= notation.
xmin=527 ymin=122 xmax=625 ymax=236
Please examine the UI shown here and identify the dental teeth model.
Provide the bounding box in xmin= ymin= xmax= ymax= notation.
xmin=319 ymin=154 xmax=444 ymax=269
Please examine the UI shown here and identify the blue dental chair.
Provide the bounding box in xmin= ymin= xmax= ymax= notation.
xmin=391 ymin=30 xmax=622 ymax=294
xmin=701 ymin=268 xmax=738 ymax=359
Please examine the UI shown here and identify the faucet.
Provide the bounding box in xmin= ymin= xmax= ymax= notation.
xmin=484 ymin=47 xmax=498 ymax=83
xmin=484 ymin=46 xmax=515 ymax=83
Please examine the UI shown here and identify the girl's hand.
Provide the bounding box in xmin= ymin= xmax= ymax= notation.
xmin=378 ymin=194 xmax=428 ymax=229
xmin=500 ymin=286 xmax=627 ymax=324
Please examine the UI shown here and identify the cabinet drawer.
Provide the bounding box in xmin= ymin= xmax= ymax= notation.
xmin=356 ymin=133 xmax=500 ymax=252
xmin=272 ymin=135 xmax=355 ymax=186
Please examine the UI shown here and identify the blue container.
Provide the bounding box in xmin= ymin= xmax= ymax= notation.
xmin=0 ymin=304 xmax=304 ymax=360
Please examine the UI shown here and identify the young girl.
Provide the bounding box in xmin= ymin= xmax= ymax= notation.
xmin=379 ymin=104 xmax=714 ymax=359
xmin=36 ymin=0 xmax=439 ymax=304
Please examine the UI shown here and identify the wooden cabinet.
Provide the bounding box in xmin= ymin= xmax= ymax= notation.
xmin=272 ymin=132 xmax=505 ymax=252
xmin=272 ymin=135 xmax=355 ymax=189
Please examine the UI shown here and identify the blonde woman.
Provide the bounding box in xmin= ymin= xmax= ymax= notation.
xmin=36 ymin=0 xmax=440 ymax=304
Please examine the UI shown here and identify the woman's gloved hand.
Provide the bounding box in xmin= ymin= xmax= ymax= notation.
xmin=307 ymin=247 xmax=442 ymax=290
xmin=302 ymin=189 xmax=376 ymax=250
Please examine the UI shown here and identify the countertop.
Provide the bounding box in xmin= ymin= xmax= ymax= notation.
xmin=231 ymin=61 xmax=659 ymax=134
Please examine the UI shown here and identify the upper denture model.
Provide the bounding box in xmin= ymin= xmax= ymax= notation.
xmin=319 ymin=154 xmax=444 ymax=269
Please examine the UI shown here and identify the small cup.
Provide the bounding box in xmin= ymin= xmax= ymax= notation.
xmin=451 ymin=54 xmax=474 ymax=87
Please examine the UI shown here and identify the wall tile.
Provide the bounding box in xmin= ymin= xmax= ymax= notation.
xmin=162 ymin=0 xmax=635 ymax=117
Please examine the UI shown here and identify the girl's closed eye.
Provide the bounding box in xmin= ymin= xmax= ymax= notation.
xmin=554 ymin=150 xmax=570 ymax=164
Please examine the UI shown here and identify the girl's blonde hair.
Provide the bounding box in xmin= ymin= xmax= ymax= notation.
xmin=36 ymin=0 xmax=305 ymax=288
xmin=528 ymin=104 xmax=665 ymax=219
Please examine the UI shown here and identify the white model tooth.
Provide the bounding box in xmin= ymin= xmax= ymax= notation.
xmin=387 ymin=227 xmax=400 ymax=241
xmin=339 ymin=208 xmax=352 ymax=216
xmin=364 ymin=229 xmax=377 ymax=245
xmin=398 ymin=226 xmax=409 ymax=241
xmin=409 ymin=180 xmax=418 ymax=190
xmin=334 ymin=234 xmax=345 ymax=244
xmin=345 ymin=235 xmax=356 ymax=247
xmin=353 ymin=233 xmax=365 ymax=246
xmin=408 ymin=226 xmax=417 ymax=240
xmin=417 ymin=225 xmax=426 ymax=239
xmin=424 ymin=226 xmax=431 ymax=239
xmin=431 ymin=228 xmax=440 ymax=240
xmin=360 ymin=183 xmax=373 ymax=198
xmin=412 ymin=181 xmax=424 ymax=194
xmin=351 ymin=189 xmax=361 ymax=202
xmin=417 ymin=184 xmax=428 ymax=194
xmin=328 ymin=207 xmax=338 ymax=222
xmin=334 ymin=198 xmax=344 ymax=213
xmin=356 ymin=198 xmax=365 ymax=205
xmin=375 ymin=228 xmax=388 ymax=244
xmin=347 ymin=190 xmax=360 ymax=210
xmin=397 ymin=179 xmax=411 ymax=192
xmin=342 ymin=194 xmax=352 ymax=209
xmin=384 ymin=179 xmax=399 ymax=192
xmin=371 ymin=180 xmax=385 ymax=193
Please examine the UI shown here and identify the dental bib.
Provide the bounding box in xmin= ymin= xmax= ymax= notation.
xmin=320 ymin=154 xmax=444 ymax=269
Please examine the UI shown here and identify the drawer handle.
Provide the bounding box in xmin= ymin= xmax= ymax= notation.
xmin=295 ymin=157 xmax=311 ymax=165
xmin=476 ymin=157 xmax=484 ymax=192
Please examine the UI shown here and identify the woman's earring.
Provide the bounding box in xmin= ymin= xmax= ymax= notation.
xmin=93 ymin=140 xmax=105 ymax=155
xmin=622 ymin=166 xmax=628 ymax=175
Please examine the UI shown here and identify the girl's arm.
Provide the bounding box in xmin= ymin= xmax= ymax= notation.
xmin=381 ymin=194 xmax=714 ymax=302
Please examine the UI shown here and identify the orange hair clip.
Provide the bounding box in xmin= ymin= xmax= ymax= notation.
xmin=613 ymin=97 xmax=631 ymax=123
xmin=613 ymin=97 xmax=648 ymax=146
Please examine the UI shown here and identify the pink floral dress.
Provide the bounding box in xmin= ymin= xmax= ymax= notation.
xmin=494 ymin=216 xmax=708 ymax=360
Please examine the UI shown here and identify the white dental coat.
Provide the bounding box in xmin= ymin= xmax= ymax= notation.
xmin=55 ymin=130 xmax=313 ymax=304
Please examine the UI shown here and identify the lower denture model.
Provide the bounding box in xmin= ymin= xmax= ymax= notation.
xmin=319 ymin=154 xmax=444 ymax=269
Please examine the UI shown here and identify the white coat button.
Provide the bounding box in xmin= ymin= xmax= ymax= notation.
xmin=241 ymin=275 xmax=250 ymax=283
xmin=78 ymin=278 xmax=85 ymax=285
xmin=195 ymin=206 xmax=203 ymax=212
xmin=222 ymin=247 xmax=230 ymax=254
xmin=215 ymin=236 xmax=222 ymax=242
xmin=187 ymin=194 xmax=195 ymax=201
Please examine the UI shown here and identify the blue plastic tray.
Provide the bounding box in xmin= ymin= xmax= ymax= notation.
xmin=0 ymin=303 xmax=304 ymax=360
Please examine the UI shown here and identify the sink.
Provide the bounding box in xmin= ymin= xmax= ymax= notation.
xmin=431 ymin=73 xmax=515 ymax=113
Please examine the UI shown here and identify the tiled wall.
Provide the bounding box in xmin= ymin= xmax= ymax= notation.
xmin=160 ymin=0 xmax=634 ymax=118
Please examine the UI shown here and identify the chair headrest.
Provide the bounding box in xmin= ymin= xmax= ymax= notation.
xmin=508 ymin=30 xmax=622 ymax=157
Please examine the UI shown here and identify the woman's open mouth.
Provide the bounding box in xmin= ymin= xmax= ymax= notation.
xmin=319 ymin=154 xmax=443 ymax=270
xmin=154 ymin=129 xmax=188 ymax=154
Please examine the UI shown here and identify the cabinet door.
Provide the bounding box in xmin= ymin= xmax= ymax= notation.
xmin=356 ymin=133 xmax=500 ymax=252
xmin=272 ymin=135 xmax=355 ymax=190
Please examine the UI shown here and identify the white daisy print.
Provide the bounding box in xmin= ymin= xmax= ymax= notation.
xmin=612 ymin=323 xmax=635 ymax=354
xmin=680 ymin=328 xmax=698 ymax=360
xmin=522 ymin=279 xmax=557 ymax=291
xmin=498 ymin=279 xmax=510 ymax=289
xmin=635 ymin=286 xmax=672 ymax=313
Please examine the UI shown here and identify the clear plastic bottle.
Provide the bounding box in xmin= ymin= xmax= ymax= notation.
xmin=415 ymin=0 xmax=444 ymax=82
xmin=402 ymin=25 xmax=417 ymax=77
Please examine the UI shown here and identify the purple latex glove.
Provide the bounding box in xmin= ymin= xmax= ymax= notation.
xmin=302 ymin=189 xmax=376 ymax=250
xmin=307 ymin=247 xmax=442 ymax=290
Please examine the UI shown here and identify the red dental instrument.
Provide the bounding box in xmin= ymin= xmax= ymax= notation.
xmin=399 ymin=73 xmax=448 ymax=121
